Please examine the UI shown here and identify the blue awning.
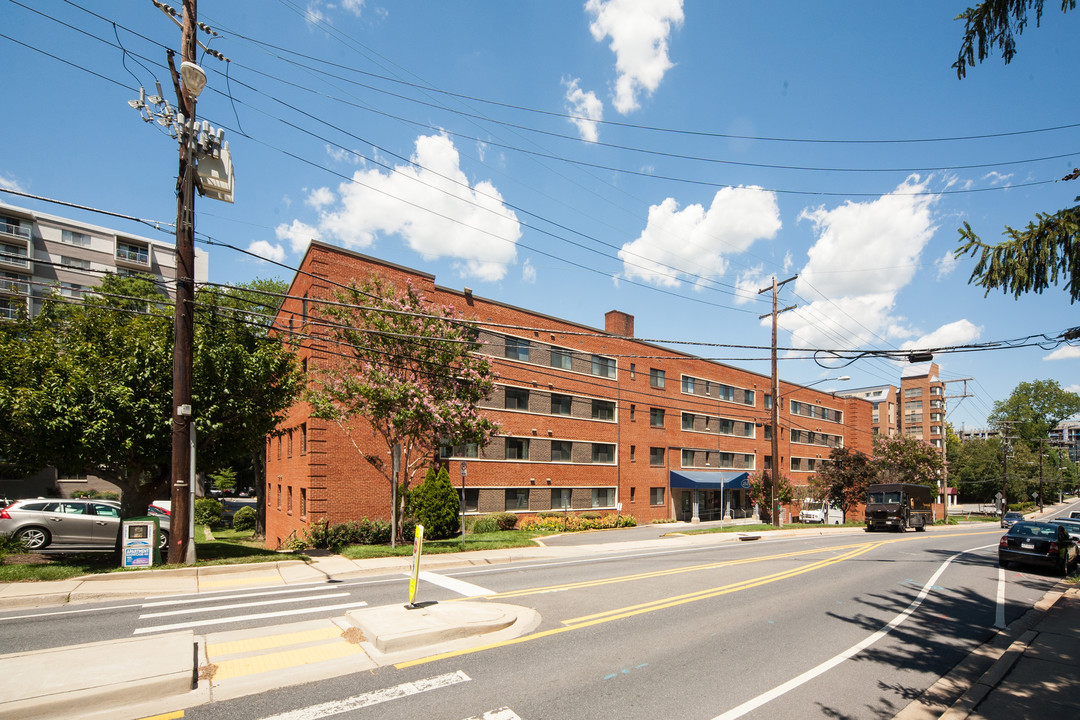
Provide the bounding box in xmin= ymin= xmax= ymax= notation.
xmin=669 ymin=470 xmax=750 ymax=490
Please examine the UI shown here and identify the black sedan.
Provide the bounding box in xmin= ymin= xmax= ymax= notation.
xmin=998 ymin=521 xmax=1079 ymax=575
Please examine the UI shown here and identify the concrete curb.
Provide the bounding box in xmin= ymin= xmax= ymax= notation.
xmin=0 ymin=631 xmax=195 ymax=720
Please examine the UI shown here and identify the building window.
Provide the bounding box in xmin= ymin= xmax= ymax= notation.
xmin=287 ymin=486 xmax=293 ymax=514
xmin=61 ymin=229 xmax=91 ymax=246
xmin=591 ymin=355 xmax=616 ymax=378
xmin=300 ymin=423 xmax=307 ymax=455
xmin=650 ymin=487 xmax=665 ymax=505
xmin=441 ymin=441 xmax=479 ymax=458
xmin=116 ymin=241 xmax=149 ymax=265
xmin=650 ymin=407 xmax=665 ymax=427
xmin=59 ymin=255 xmax=90 ymax=270
xmin=591 ymin=443 xmax=615 ymax=463
xmin=650 ymin=368 xmax=665 ymax=389
xmin=682 ymin=413 xmax=695 ymax=431
xmin=591 ymin=399 xmax=615 ymax=421
xmin=552 ymin=488 xmax=571 ymax=509
xmin=300 ymin=488 xmax=307 ymax=519
xmin=764 ymin=394 xmax=772 ymax=409
xmin=630 ymin=487 xmax=636 ymax=503
xmin=682 ymin=376 xmax=695 ymax=393
xmin=630 ymin=404 xmax=636 ymax=421
xmin=505 ymin=386 xmax=530 ymax=410
xmin=591 ymin=488 xmax=615 ymax=508
xmin=287 ymin=430 xmax=293 ymax=458
xmin=277 ymin=484 xmax=282 ymax=511
xmin=682 ymin=448 xmax=695 ymax=466
xmin=551 ymin=440 xmax=573 ymax=462
xmin=630 ymin=363 xmax=636 ymax=379
xmin=505 ymin=488 xmax=529 ymax=510
xmin=506 ymin=437 xmax=530 ymax=460
xmin=904 ymin=387 xmax=923 ymax=398
xmin=463 ymin=489 xmax=479 ymax=512
xmin=550 ymin=348 xmax=573 ymax=370
xmin=551 ymin=393 xmax=572 ymax=416
xmin=630 ymin=445 xmax=636 ymax=462
xmin=277 ymin=436 xmax=282 ymax=460
xmin=650 ymin=447 xmax=665 ymax=466
xmin=505 ymin=336 xmax=530 ymax=362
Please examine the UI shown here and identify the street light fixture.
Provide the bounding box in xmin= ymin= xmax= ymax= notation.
xmin=179 ymin=61 xmax=206 ymax=99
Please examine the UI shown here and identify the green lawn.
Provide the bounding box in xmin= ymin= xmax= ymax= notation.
xmin=340 ymin=530 xmax=546 ymax=559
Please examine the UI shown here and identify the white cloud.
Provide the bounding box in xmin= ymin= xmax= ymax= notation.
xmin=982 ymin=170 xmax=1013 ymax=186
xmin=1066 ymin=384 xmax=1080 ymax=394
xmin=306 ymin=187 xmax=335 ymax=209
xmin=522 ymin=259 xmax=537 ymax=284
xmin=563 ymin=77 xmax=604 ymax=142
xmin=586 ymin=0 xmax=684 ymax=114
xmin=1044 ymin=346 xmax=1080 ymax=361
xmin=342 ymin=0 xmax=365 ymax=16
xmin=247 ymin=240 xmax=286 ymax=264
xmin=275 ymin=219 xmax=321 ymax=255
xmin=326 ymin=145 xmax=364 ymax=165
xmin=303 ymin=2 xmax=325 ymax=24
xmin=903 ymin=319 xmax=983 ymax=350
xmin=316 ymin=133 xmax=521 ymax=281
xmin=733 ymin=265 xmax=767 ymax=305
xmin=782 ymin=175 xmax=941 ymax=350
xmin=935 ymin=249 xmax=958 ymax=279
xmin=618 ymin=186 xmax=781 ymax=288
xmin=0 ymin=173 xmax=23 ymax=192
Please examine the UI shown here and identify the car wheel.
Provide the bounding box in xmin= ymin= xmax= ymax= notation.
xmin=998 ymin=557 xmax=1008 ymax=569
xmin=15 ymin=526 xmax=51 ymax=550
xmin=158 ymin=529 xmax=169 ymax=551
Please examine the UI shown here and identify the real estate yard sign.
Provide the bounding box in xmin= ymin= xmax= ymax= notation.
xmin=407 ymin=524 xmax=424 ymax=607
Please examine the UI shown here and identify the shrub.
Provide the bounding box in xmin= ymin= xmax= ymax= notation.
xmin=0 ymin=534 xmax=28 ymax=561
xmin=519 ymin=513 xmax=637 ymax=533
xmin=408 ymin=467 xmax=460 ymax=540
xmin=231 ymin=505 xmax=256 ymax=531
xmin=194 ymin=497 xmax=225 ymax=529
xmin=302 ymin=517 xmax=411 ymax=551
xmin=470 ymin=514 xmax=501 ymax=534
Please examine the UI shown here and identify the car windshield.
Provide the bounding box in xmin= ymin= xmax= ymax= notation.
xmin=868 ymin=492 xmax=901 ymax=504
xmin=1005 ymin=512 xmax=1022 ymax=519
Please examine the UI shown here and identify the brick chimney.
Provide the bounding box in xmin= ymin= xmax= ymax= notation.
xmin=605 ymin=310 xmax=634 ymax=337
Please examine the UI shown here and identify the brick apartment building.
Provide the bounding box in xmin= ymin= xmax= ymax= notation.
xmin=264 ymin=242 xmax=874 ymax=548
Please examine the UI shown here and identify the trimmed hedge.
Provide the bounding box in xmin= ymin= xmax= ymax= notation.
xmin=519 ymin=513 xmax=636 ymax=533
xmin=304 ymin=518 xmax=416 ymax=551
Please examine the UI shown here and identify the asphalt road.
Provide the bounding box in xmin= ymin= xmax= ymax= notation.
xmin=7 ymin=514 xmax=1075 ymax=720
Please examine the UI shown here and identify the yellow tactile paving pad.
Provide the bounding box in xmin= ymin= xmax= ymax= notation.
xmin=198 ymin=574 xmax=282 ymax=589
xmin=207 ymin=626 xmax=344 ymax=659
xmin=210 ymin=641 xmax=365 ymax=682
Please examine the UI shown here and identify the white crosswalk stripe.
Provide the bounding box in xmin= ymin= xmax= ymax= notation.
xmin=252 ymin=671 xmax=471 ymax=720
xmin=413 ymin=570 xmax=494 ymax=596
xmin=465 ymin=709 xmax=522 ymax=720
xmin=133 ymin=600 xmax=369 ymax=634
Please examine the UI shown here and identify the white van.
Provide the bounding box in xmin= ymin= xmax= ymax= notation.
xmin=800 ymin=500 xmax=843 ymax=525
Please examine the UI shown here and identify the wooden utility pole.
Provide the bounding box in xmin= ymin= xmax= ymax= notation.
xmin=168 ymin=0 xmax=198 ymax=565
xmin=759 ymin=276 xmax=796 ymax=527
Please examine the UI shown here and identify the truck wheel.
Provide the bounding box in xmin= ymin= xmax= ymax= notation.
xmin=915 ymin=525 xmax=926 ymax=532
xmin=896 ymin=521 xmax=906 ymax=533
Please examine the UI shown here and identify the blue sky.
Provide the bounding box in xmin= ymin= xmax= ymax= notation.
xmin=3 ymin=1 xmax=1078 ymax=432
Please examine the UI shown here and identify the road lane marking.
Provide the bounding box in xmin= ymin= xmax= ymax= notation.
xmin=414 ymin=570 xmax=494 ymax=597
xmin=395 ymin=542 xmax=884 ymax=669
xmin=139 ymin=592 xmax=351 ymax=618
xmin=143 ymin=585 xmax=340 ymax=608
xmin=211 ymin=641 xmax=366 ymax=682
xmin=466 ymin=710 xmax=521 ymax=720
xmin=199 ymin=574 xmax=284 ymax=589
xmin=207 ymin=626 xmax=345 ymax=659
xmin=250 ymin=671 xmax=470 ymax=720
xmin=709 ymin=542 xmax=992 ymax=720
xmin=144 ymin=580 xmax=326 ymax=600
xmin=139 ymin=712 xmax=184 ymax=720
xmin=133 ymin=601 xmax=368 ymax=634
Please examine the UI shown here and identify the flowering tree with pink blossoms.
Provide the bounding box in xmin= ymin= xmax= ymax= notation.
xmin=307 ymin=277 xmax=499 ymax=542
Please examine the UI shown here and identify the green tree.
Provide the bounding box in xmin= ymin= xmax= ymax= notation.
xmin=872 ymin=435 xmax=945 ymax=488
xmin=949 ymin=437 xmax=1006 ymax=503
xmin=989 ymin=379 xmax=1080 ymax=447
xmin=747 ymin=471 xmax=794 ymax=524
xmin=952 ymin=1 xmax=1080 ymax=303
xmin=209 ymin=467 xmax=238 ymax=493
xmin=407 ymin=466 xmax=460 ymax=540
xmin=308 ymin=277 xmax=500 ymax=542
xmin=814 ymin=447 xmax=877 ymax=522
xmin=0 ymin=275 xmax=303 ymax=518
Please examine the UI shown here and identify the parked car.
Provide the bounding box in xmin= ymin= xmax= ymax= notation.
xmin=1047 ymin=518 xmax=1080 ymax=542
xmin=998 ymin=520 xmax=1079 ymax=575
xmin=0 ymin=498 xmax=169 ymax=551
xmin=1070 ymin=511 xmax=1080 ymax=520
xmin=1000 ymin=511 xmax=1024 ymax=528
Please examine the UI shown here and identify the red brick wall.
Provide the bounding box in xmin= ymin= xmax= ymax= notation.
xmin=264 ymin=242 xmax=876 ymax=545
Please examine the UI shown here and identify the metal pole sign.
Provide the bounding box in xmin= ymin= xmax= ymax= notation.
xmin=459 ymin=462 xmax=467 ymax=545
xmin=406 ymin=524 xmax=424 ymax=608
